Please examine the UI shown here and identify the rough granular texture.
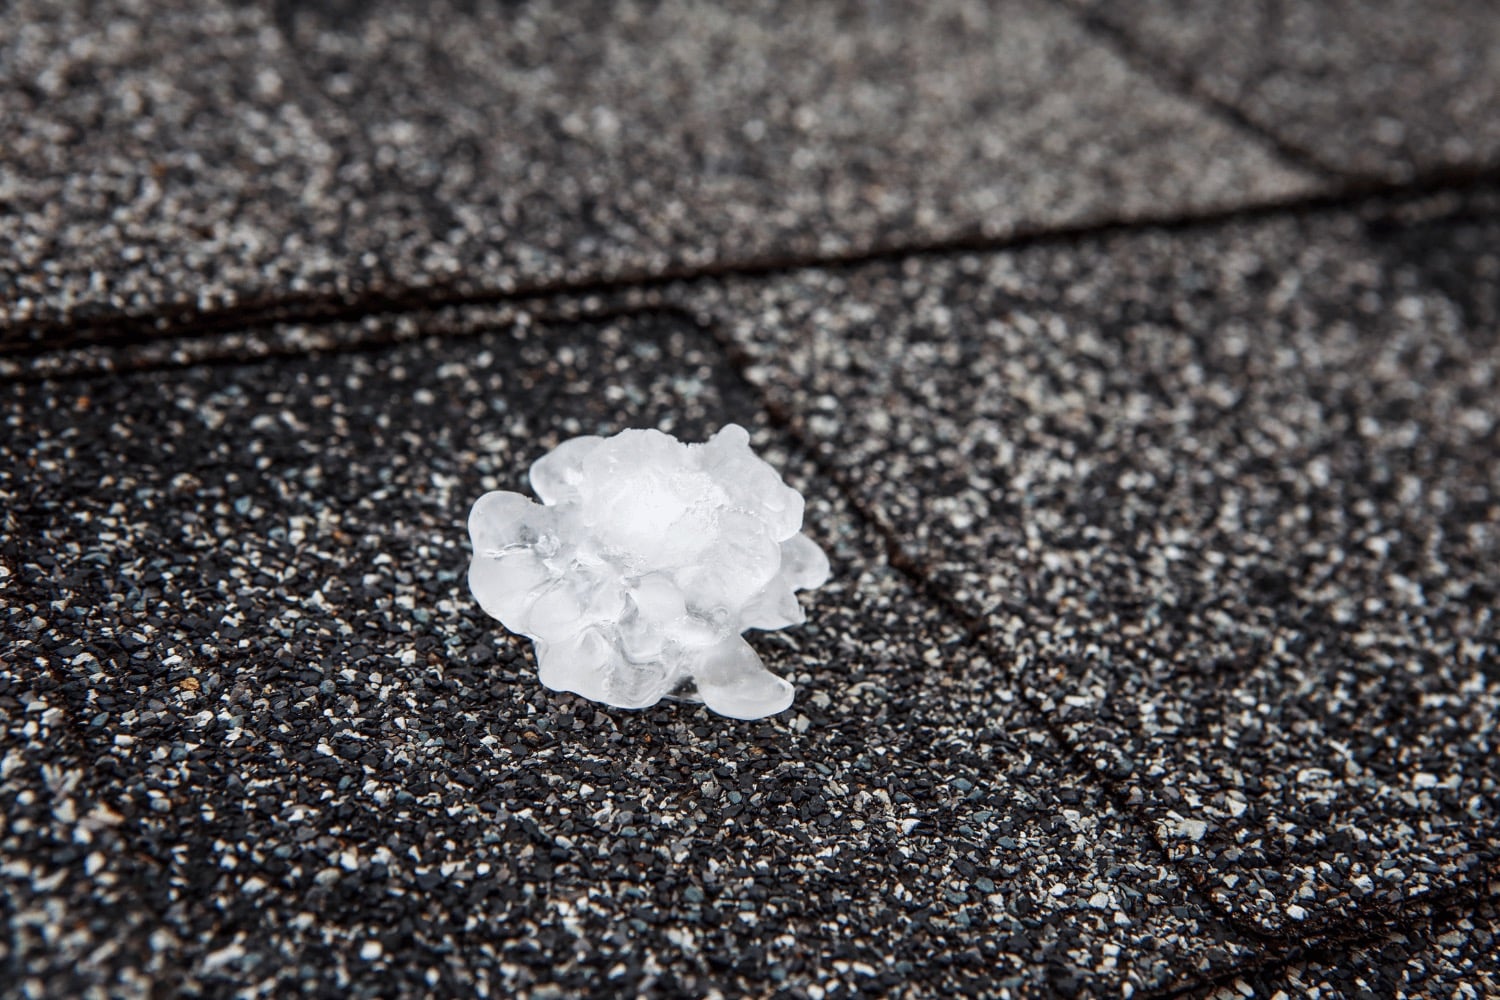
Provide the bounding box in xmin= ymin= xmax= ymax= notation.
xmin=0 ymin=0 xmax=1319 ymax=336
xmin=1234 ymin=887 xmax=1500 ymax=998
xmin=5 ymin=0 xmax=1500 ymax=995
xmin=1073 ymin=0 xmax=1500 ymax=180
xmin=2 ymin=311 xmax=1264 ymax=997
xmin=687 ymin=195 xmax=1500 ymax=937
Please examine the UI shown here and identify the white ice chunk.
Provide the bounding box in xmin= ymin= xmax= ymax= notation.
xmin=467 ymin=424 xmax=829 ymax=719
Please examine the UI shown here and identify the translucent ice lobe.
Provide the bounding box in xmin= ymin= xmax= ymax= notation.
xmin=468 ymin=549 xmax=550 ymax=628
xmin=739 ymin=581 xmax=804 ymax=631
xmin=468 ymin=490 xmax=554 ymax=554
xmin=589 ymin=468 xmax=711 ymax=570
xmin=529 ymin=435 xmax=604 ymax=505
xmin=699 ymin=427 xmax=805 ymax=541
xmin=629 ymin=574 xmax=687 ymax=623
xmin=467 ymin=491 xmax=559 ymax=629
xmin=467 ymin=424 xmax=830 ymax=719
xmin=534 ymin=628 xmax=616 ymax=698
xmin=779 ymin=532 xmax=832 ymax=592
xmin=536 ymin=630 xmax=677 ymax=709
xmin=708 ymin=423 xmax=750 ymax=451
xmin=677 ymin=509 xmax=781 ymax=608
xmin=690 ymin=637 xmax=794 ymax=720
xmin=620 ymin=576 xmax=686 ymax=659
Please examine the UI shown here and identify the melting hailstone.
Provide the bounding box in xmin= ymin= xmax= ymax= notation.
xmin=467 ymin=425 xmax=831 ymax=719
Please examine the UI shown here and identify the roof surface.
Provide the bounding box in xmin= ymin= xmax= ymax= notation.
xmin=2 ymin=1 xmax=1497 ymax=998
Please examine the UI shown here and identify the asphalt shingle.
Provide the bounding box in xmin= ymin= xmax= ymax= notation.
xmin=686 ymin=192 xmax=1500 ymax=937
xmin=1 ymin=0 xmax=1320 ymax=338
xmin=1226 ymin=886 xmax=1500 ymax=999
xmin=1072 ymin=0 xmax=1500 ymax=181
xmin=2 ymin=309 xmax=1258 ymax=997
xmin=5 ymin=1 xmax=1499 ymax=995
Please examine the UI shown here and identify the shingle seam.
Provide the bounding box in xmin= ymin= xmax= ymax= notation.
xmin=687 ymin=301 xmax=1500 ymax=994
xmin=0 ymin=295 xmax=679 ymax=386
xmin=1052 ymin=0 xmax=1365 ymax=185
xmin=7 ymin=167 xmax=1500 ymax=362
xmin=1141 ymin=867 xmax=1499 ymax=999
xmin=685 ymin=305 xmax=1266 ymax=988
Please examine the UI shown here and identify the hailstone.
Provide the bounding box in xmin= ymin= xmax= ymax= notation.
xmin=467 ymin=425 xmax=830 ymax=719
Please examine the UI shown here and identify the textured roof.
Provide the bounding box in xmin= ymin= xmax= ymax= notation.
xmin=3 ymin=1 xmax=1498 ymax=998
xmin=1072 ymin=0 xmax=1500 ymax=181
xmin=2 ymin=0 xmax=1316 ymax=336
